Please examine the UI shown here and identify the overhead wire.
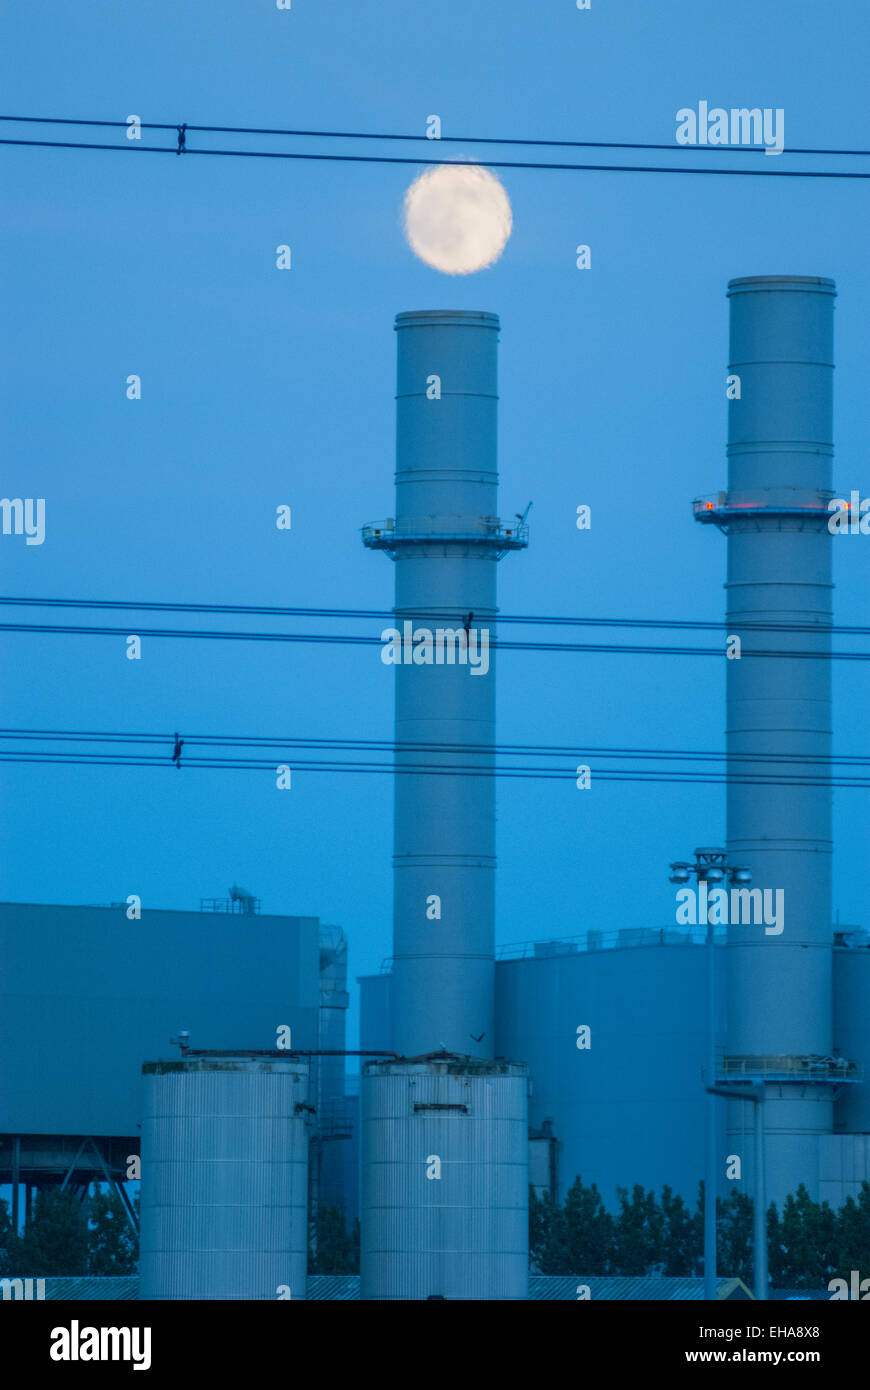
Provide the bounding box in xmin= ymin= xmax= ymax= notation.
xmin=0 ymin=730 xmax=866 ymax=788
xmin=0 ymin=751 xmax=867 ymax=789
xmin=0 ymin=619 xmax=862 ymax=660
xmin=3 ymin=595 xmax=868 ymax=635
xmin=2 ymin=112 xmax=868 ymax=157
xmin=2 ymin=134 xmax=867 ymax=178
xmin=0 ymin=728 xmax=864 ymax=765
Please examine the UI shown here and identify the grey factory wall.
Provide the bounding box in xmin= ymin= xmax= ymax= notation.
xmin=833 ymin=946 xmax=870 ymax=1135
xmin=359 ymin=971 xmax=391 ymax=1057
xmin=361 ymin=941 xmax=870 ymax=1212
xmin=0 ymin=902 xmax=320 ymax=1137
xmin=360 ymin=942 xmax=724 ymax=1207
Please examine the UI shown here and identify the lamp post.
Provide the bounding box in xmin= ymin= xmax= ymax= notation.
xmin=668 ymin=848 xmax=751 ymax=1301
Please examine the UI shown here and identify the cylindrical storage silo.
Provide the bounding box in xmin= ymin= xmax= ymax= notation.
xmin=360 ymin=1057 xmax=528 ymax=1300
xmin=139 ymin=1055 xmax=310 ymax=1300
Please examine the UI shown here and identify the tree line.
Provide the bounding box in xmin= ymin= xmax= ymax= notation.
xmin=530 ymin=1178 xmax=870 ymax=1289
xmin=5 ymin=1181 xmax=868 ymax=1287
xmin=0 ymin=1191 xmax=360 ymax=1278
xmin=0 ymin=1188 xmax=138 ymax=1277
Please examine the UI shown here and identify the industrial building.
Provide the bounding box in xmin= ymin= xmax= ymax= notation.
xmin=3 ymin=278 xmax=868 ymax=1299
xmin=0 ymin=901 xmax=353 ymax=1232
xmin=362 ymin=928 xmax=870 ymax=1212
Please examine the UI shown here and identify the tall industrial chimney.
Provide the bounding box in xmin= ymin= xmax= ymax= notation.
xmin=696 ymin=276 xmax=838 ymax=1203
xmin=360 ymin=310 xmax=529 ymax=1299
xmin=363 ymin=309 xmax=526 ymax=1058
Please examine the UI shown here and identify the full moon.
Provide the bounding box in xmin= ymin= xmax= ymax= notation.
xmin=403 ymin=164 xmax=512 ymax=275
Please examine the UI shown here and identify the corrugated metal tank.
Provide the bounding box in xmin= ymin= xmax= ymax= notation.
xmin=139 ymin=1056 xmax=310 ymax=1300
xmin=360 ymin=1058 xmax=528 ymax=1300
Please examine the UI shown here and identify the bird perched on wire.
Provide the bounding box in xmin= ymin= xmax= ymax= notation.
xmin=171 ymin=732 xmax=184 ymax=768
xmin=462 ymin=610 xmax=474 ymax=635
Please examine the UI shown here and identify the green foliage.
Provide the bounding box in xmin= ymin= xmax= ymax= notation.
xmin=15 ymin=1188 xmax=89 ymax=1276
xmin=716 ymin=1188 xmax=753 ymax=1286
xmin=528 ymin=1187 xmax=559 ymax=1272
xmin=768 ymin=1181 xmax=869 ymax=1289
xmin=88 ymin=1189 xmax=139 ymax=1275
xmin=0 ymin=1186 xmax=140 ymax=1277
xmin=832 ymin=1181 xmax=870 ymax=1274
xmin=661 ymin=1185 xmax=701 ymax=1276
xmin=613 ymin=1184 xmax=665 ymax=1275
xmin=770 ymin=1185 xmax=837 ymax=1289
xmin=530 ymin=1178 xmax=614 ymax=1273
xmin=563 ymin=1176 xmax=614 ymax=1273
xmin=308 ymin=1204 xmax=359 ymax=1274
xmin=0 ymin=1196 xmax=14 ymax=1277
xmin=529 ymin=1176 xmax=870 ymax=1288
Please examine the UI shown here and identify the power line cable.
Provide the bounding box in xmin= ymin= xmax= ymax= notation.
xmin=1 ymin=135 xmax=867 ymax=178
xmin=0 ymin=620 xmax=860 ymax=660
xmin=0 ymin=750 xmax=866 ymax=789
xmin=0 ymin=730 xmax=865 ymax=788
xmin=0 ymin=728 xmax=862 ymax=766
xmin=2 ymin=112 xmax=867 ymax=157
xmin=2 ymin=595 xmax=865 ymax=635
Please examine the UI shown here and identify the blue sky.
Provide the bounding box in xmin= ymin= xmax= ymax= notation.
xmin=2 ymin=0 xmax=868 ymax=1053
